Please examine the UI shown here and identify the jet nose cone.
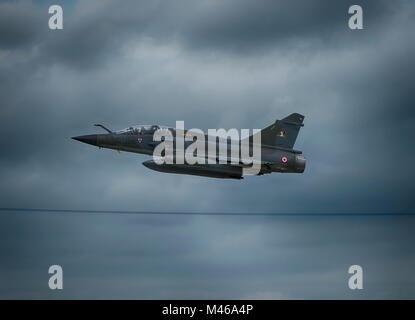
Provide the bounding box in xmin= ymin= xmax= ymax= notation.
xmin=72 ymin=134 xmax=98 ymax=146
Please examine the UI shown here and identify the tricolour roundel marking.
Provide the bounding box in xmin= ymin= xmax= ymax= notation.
xmin=281 ymin=156 xmax=288 ymax=163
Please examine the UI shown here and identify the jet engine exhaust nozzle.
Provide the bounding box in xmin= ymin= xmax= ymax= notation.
xmin=295 ymin=154 xmax=306 ymax=173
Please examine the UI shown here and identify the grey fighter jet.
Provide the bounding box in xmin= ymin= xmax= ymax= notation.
xmin=72 ymin=113 xmax=306 ymax=179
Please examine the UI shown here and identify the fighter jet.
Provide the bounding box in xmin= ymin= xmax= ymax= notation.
xmin=72 ymin=113 xmax=306 ymax=179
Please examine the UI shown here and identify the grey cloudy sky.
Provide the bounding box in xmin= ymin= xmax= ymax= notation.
xmin=0 ymin=0 xmax=414 ymax=299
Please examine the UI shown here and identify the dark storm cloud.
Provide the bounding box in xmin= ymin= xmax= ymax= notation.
xmin=1 ymin=213 xmax=414 ymax=299
xmin=181 ymin=0 xmax=398 ymax=52
xmin=0 ymin=1 xmax=43 ymax=50
xmin=0 ymin=0 xmax=414 ymax=299
xmin=1 ymin=0 xmax=401 ymax=68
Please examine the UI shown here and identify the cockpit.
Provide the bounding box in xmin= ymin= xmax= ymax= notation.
xmin=116 ymin=125 xmax=174 ymax=135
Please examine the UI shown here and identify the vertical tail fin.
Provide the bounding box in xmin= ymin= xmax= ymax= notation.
xmin=254 ymin=113 xmax=305 ymax=149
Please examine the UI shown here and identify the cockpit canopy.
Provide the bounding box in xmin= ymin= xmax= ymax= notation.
xmin=116 ymin=125 xmax=174 ymax=135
